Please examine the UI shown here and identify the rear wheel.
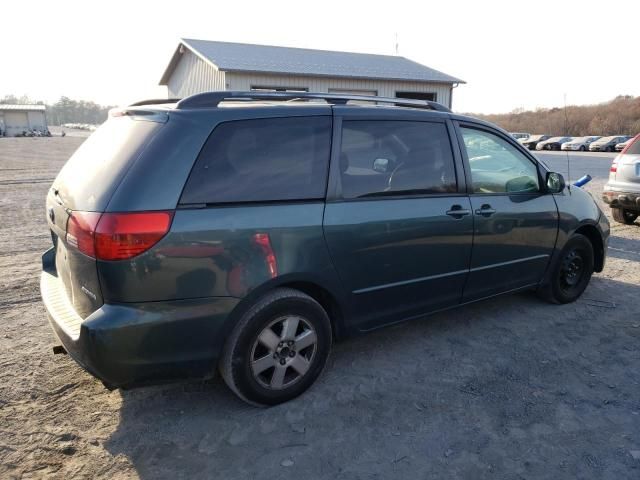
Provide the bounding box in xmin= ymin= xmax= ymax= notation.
xmin=540 ymin=234 xmax=594 ymax=304
xmin=612 ymin=208 xmax=638 ymax=225
xmin=579 ymin=145 xmax=586 ymax=151
xmin=220 ymin=288 xmax=332 ymax=406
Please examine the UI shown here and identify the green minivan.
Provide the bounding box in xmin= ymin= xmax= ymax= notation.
xmin=41 ymin=92 xmax=609 ymax=405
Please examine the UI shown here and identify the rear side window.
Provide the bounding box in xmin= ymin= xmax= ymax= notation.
xmin=181 ymin=116 xmax=332 ymax=204
xmin=339 ymin=120 xmax=457 ymax=199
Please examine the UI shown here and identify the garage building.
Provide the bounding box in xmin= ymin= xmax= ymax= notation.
xmin=160 ymin=39 xmax=464 ymax=108
xmin=0 ymin=105 xmax=47 ymax=137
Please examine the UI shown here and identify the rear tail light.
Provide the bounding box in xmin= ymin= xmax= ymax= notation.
xmin=66 ymin=211 xmax=173 ymax=260
xmin=67 ymin=212 xmax=101 ymax=257
xmin=253 ymin=233 xmax=278 ymax=278
xmin=610 ymin=164 xmax=617 ymax=173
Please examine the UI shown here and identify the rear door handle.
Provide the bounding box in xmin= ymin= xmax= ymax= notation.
xmin=446 ymin=205 xmax=471 ymax=219
xmin=475 ymin=204 xmax=496 ymax=217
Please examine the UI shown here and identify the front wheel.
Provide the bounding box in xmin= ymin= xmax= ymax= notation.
xmin=612 ymin=208 xmax=638 ymax=225
xmin=220 ymin=288 xmax=332 ymax=406
xmin=540 ymin=234 xmax=594 ymax=304
xmin=579 ymin=146 xmax=586 ymax=151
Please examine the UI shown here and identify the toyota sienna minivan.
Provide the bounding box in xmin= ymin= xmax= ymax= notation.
xmin=41 ymin=91 xmax=610 ymax=405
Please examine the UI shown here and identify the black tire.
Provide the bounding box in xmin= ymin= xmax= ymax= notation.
xmin=541 ymin=234 xmax=594 ymax=304
xmin=579 ymin=146 xmax=586 ymax=152
xmin=220 ymin=288 xmax=332 ymax=406
xmin=612 ymin=208 xmax=638 ymax=225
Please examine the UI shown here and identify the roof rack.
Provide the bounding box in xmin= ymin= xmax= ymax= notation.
xmin=176 ymin=91 xmax=451 ymax=113
xmin=129 ymin=98 xmax=181 ymax=107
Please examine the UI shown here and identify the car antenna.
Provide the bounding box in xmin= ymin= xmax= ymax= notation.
xmin=564 ymin=93 xmax=571 ymax=193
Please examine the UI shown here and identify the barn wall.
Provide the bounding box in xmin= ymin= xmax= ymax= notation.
xmin=167 ymin=50 xmax=226 ymax=98
xmin=226 ymin=72 xmax=453 ymax=107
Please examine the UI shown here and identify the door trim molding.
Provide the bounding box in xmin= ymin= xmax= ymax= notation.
xmin=470 ymin=254 xmax=550 ymax=272
xmin=352 ymin=253 xmax=549 ymax=295
xmin=353 ymin=269 xmax=468 ymax=294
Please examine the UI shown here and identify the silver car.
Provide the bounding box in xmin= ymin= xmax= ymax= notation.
xmin=603 ymin=134 xmax=640 ymax=224
xmin=561 ymin=136 xmax=601 ymax=151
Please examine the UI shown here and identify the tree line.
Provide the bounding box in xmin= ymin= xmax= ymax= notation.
xmin=0 ymin=95 xmax=115 ymax=126
xmin=469 ymin=95 xmax=640 ymax=137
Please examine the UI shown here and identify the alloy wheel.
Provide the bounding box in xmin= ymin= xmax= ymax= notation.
xmin=250 ymin=315 xmax=318 ymax=390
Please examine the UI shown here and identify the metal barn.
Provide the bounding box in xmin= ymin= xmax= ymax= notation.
xmin=0 ymin=104 xmax=47 ymax=137
xmin=159 ymin=39 xmax=464 ymax=108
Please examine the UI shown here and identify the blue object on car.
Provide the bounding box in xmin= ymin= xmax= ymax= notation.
xmin=573 ymin=175 xmax=592 ymax=187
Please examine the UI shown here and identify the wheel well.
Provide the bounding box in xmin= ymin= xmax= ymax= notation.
xmin=575 ymin=224 xmax=604 ymax=272
xmin=281 ymin=281 xmax=344 ymax=339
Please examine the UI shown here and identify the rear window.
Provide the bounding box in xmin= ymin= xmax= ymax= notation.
xmin=54 ymin=116 xmax=162 ymax=211
xmin=625 ymin=136 xmax=640 ymax=154
xmin=180 ymin=116 xmax=332 ymax=204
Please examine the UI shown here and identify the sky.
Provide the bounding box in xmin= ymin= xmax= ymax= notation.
xmin=1 ymin=0 xmax=639 ymax=114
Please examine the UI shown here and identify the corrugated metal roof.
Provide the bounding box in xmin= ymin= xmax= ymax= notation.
xmin=0 ymin=104 xmax=46 ymax=111
xmin=160 ymin=39 xmax=464 ymax=85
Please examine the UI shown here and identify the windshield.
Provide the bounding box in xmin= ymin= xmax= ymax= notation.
xmin=597 ymin=136 xmax=615 ymax=142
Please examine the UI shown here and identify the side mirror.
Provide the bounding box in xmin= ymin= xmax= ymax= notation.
xmin=546 ymin=171 xmax=565 ymax=193
xmin=372 ymin=157 xmax=391 ymax=173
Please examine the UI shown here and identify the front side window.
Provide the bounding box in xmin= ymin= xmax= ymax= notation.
xmin=460 ymin=127 xmax=540 ymax=194
xmin=339 ymin=121 xmax=457 ymax=199
xmin=181 ymin=116 xmax=331 ymax=204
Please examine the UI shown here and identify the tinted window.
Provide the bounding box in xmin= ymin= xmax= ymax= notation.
xmin=53 ymin=116 xmax=163 ymax=210
xmin=626 ymin=136 xmax=640 ymax=155
xmin=461 ymin=127 xmax=540 ymax=194
xmin=181 ymin=116 xmax=331 ymax=204
xmin=339 ymin=121 xmax=456 ymax=199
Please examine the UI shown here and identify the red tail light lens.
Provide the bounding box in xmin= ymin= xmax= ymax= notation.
xmin=67 ymin=212 xmax=101 ymax=257
xmin=95 ymin=212 xmax=173 ymax=260
xmin=66 ymin=210 xmax=173 ymax=260
xmin=253 ymin=233 xmax=278 ymax=278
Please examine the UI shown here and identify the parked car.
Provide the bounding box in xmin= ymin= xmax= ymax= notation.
xmin=40 ymin=91 xmax=609 ymax=406
xmin=510 ymin=132 xmax=530 ymax=140
xmin=561 ymin=136 xmax=601 ymax=151
xmin=603 ymin=134 xmax=640 ymax=224
xmin=521 ymin=134 xmax=551 ymax=150
xmin=615 ymin=137 xmax=635 ymax=152
xmin=589 ymin=136 xmax=630 ymax=152
xmin=536 ymin=136 xmax=573 ymax=151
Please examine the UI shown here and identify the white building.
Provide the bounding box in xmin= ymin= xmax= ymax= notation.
xmin=0 ymin=104 xmax=47 ymax=136
xmin=159 ymin=39 xmax=464 ymax=108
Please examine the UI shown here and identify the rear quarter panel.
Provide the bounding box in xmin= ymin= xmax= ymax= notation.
xmin=97 ymin=203 xmax=345 ymax=306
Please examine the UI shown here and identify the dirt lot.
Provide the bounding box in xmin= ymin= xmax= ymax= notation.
xmin=1 ymin=137 xmax=639 ymax=479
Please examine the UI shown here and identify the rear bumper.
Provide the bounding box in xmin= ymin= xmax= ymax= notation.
xmin=602 ymin=189 xmax=640 ymax=210
xmin=40 ymin=257 xmax=240 ymax=388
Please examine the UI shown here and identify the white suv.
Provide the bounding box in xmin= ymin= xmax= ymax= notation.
xmin=603 ymin=134 xmax=640 ymax=224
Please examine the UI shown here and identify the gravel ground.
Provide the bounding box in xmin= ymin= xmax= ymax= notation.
xmin=0 ymin=137 xmax=639 ymax=479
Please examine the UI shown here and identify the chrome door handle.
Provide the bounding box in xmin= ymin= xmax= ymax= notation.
xmin=475 ymin=204 xmax=496 ymax=217
xmin=446 ymin=205 xmax=471 ymax=218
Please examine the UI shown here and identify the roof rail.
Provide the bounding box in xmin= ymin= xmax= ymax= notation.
xmin=129 ymin=98 xmax=181 ymax=107
xmin=176 ymin=91 xmax=451 ymax=112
